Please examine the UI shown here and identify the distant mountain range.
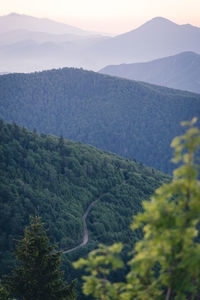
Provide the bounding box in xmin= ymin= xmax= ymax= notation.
xmin=0 ymin=13 xmax=92 ymax=35
xmin=91 ymin=17 xmax=200 ymax=68
xmin=0 ymin=13 xmax=109 ymax=72
xmin=99 ymin=51 xmax=200 ymax=94
xmin=0 ymin=14 xmax=200 ymax=72
xmin=0 ymin=29 xmax=107 ymax=46
xmin=0 ymin=67 xmax=199 ymax=174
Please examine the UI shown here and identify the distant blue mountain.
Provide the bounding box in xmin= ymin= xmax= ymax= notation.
xmin=1 ymin=15 xmax=200 ymax=72
xmin=0 ymin=13 xmax=91 ymax=35
xmin=89 ymin=17 xmax=200 ymax=68
xmin=99 ymin=52 xmax=200 ymax=94
xmin=0 ymin=13 xmax=109 ymax=72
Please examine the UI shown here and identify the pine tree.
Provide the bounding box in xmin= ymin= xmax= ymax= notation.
xmin=6 ymin=216 xmax=76 ymax=300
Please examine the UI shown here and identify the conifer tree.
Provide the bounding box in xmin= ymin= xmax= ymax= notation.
xmin=6 ymin=216 xmax=76 ymax=300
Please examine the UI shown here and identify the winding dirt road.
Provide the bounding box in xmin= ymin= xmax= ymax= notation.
xmin=62 ymin=200 xmax=96 ymax=254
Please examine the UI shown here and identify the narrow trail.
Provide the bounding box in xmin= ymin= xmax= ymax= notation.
xmin=62 ymin=200 xmax=97 ymax=254
xmin=62 ymin=180 xmax=126 ymax=254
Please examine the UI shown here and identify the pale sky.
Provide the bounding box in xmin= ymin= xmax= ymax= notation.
xmin=0 ymin=0 xmax=200 ymax=34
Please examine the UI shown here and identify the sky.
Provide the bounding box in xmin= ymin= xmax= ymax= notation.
xmin=0 ymin=0 xmax=200 ymax=34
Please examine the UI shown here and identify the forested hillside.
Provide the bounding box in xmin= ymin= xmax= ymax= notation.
xmin=0 ymin=121 xmax=168 ymax=282
xmin=0 ymin=68 xmax=200 ymax=174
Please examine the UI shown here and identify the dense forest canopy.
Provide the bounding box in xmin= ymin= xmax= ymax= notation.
xmin=0 ymin=68 xmax=199 ymax=174
xmin=0 ymin=121 xmax=168 ymax=288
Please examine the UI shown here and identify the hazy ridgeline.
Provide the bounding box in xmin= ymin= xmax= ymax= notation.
xmin=100 ymin=51 xmax=200 ymax=94
xmin=0 ymin=14 xmax=200 ymax=72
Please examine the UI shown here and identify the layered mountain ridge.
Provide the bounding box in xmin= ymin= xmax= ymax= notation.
xmin=99 ymin=51 xmax=200 ymax=93
xmin=0 ymin=67 xmax=199 ymax=174
xmin=1 ymin=14 xmax=200 ymax=72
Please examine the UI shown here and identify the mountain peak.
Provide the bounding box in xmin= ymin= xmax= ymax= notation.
xmin=151 ymin=16 xmax=174 ymax=23
xmin=144 ymin=16 xmax=177 ymax=27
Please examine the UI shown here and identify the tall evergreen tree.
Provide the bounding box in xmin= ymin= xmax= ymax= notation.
xmin=6 ymin=216 xmax=76 ymax=300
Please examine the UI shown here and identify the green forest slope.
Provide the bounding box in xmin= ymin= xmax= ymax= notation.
xmin=0 ymin=121 xmax=168 ymax=281
xmin=0 ymin=68 xmax=199 ymax=173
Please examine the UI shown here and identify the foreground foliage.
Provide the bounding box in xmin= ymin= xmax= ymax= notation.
xmin=5 ymin=216 xmax=76 ymax=300
xmin=74 ymin=118 xmax=200 ymax=299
